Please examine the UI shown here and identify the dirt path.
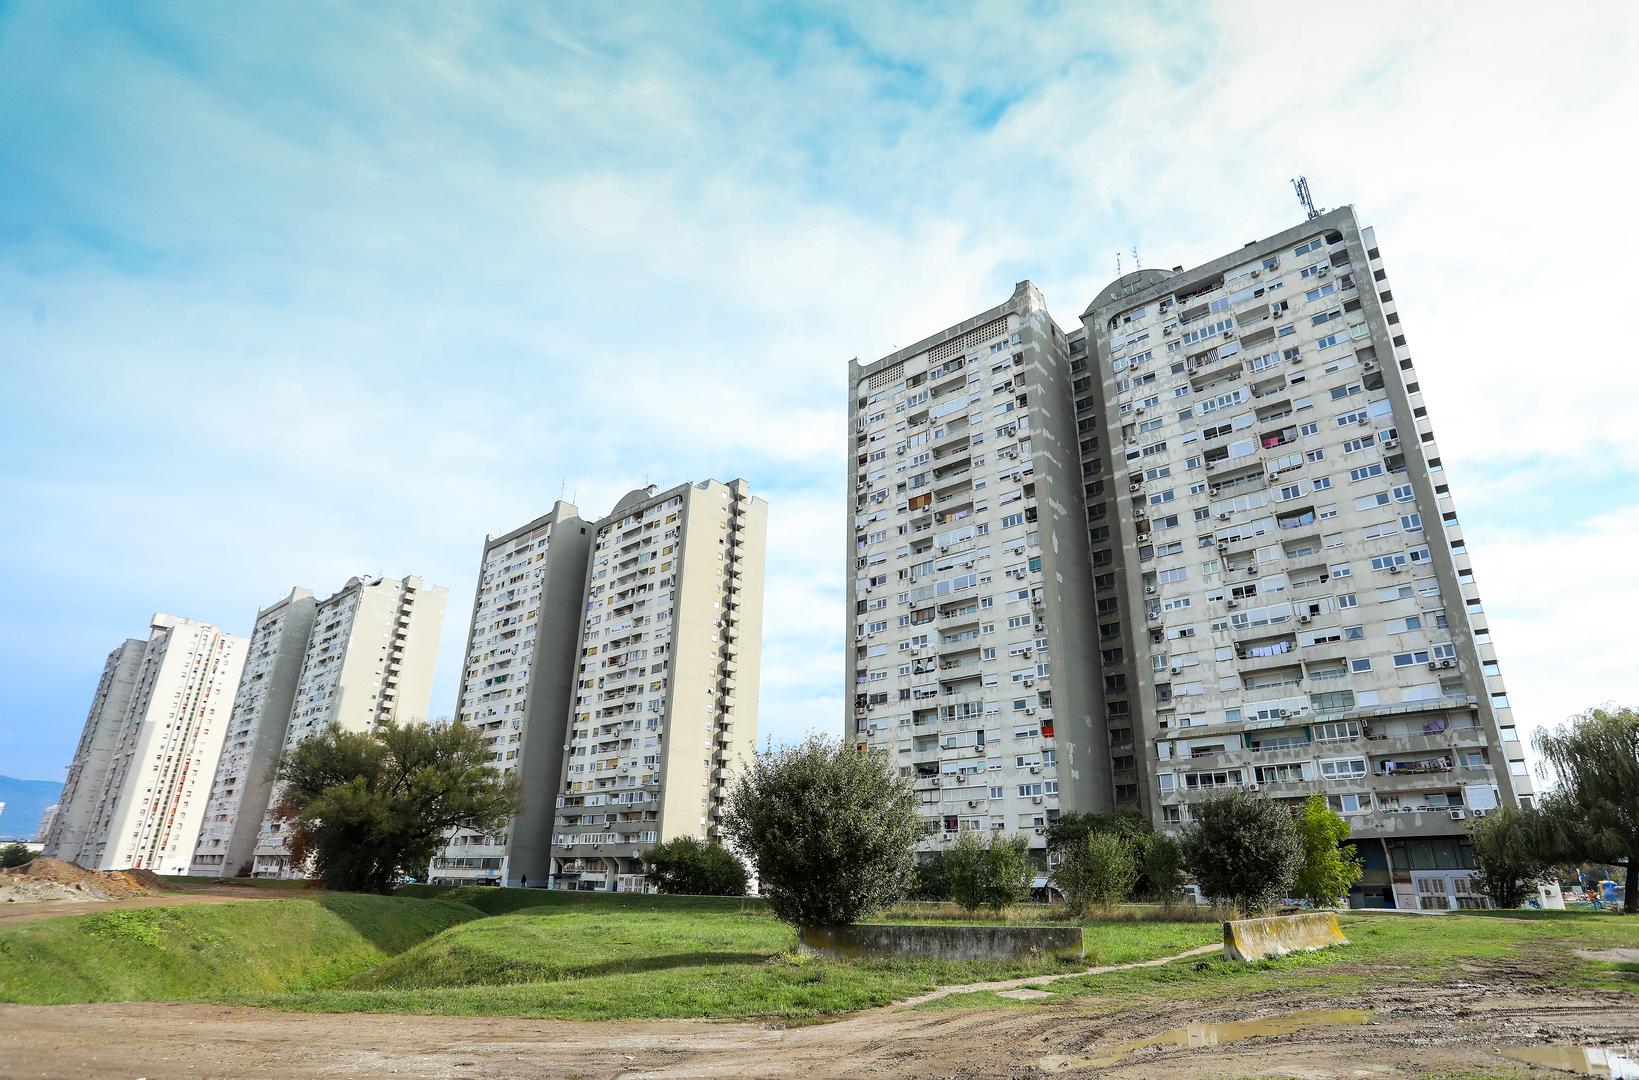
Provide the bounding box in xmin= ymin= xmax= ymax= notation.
xmin=4 ymin=971 xmax=1633 ymax=1078
xmin=0 ymin=886 xmax=323 ymax=926
xmin=902 ymin=941 xmax=1221 ymax=1005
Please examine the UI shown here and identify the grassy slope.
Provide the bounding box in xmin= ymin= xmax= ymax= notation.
xmin=924 ymin=910 xmax=1639 ymax=1011
xmin=0 ymin=894 xmax=478 ymax=1004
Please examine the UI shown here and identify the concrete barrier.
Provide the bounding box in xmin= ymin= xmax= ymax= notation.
xmin=799 ymin=923 xmax=1084 ymax=962
xmin=1223 ymin=912 xmax=1348 ymax=962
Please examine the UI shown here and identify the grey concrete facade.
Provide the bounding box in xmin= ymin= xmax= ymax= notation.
xmin=846 ymin=282 xmax=1108 ymax=875
xmin=41 ymin=638 xmax=146 ymax=863
xmin=187 ymin=587 xmax=318 ymax=877
xmin=1077 ymin=206 xmax=1531 ymax=909
xmin=431 ymin=502 xmax=594 ymax=888
xmin=548 ymin=478 xmax=767 ymax=891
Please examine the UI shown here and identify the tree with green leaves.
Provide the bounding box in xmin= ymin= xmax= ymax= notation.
xmin=1136 ymin=831 xmax=1186 ymax=903
xmin=1533 ymin=706 xmax=1639 ymax=913
xmin=1052 ymin=830 xmax=1138 ymax=916
xmin=722 ymin=734 xmax=921 ymax=928
xmin=1468 ymin=805 xmax=1554 ymax=909
xmin=1290 ymin=794 xmax=1364 ymax=908
xmin=642 ymin=836 xmax=748 ymax=896
xmin=1180 ymin=791 xmax=1303 ymax=914
xmin=0 ymin=843 xmax=35 ymax=869
xmin=944 ymin=831 xmax=1033 ymax=913
xmin=272 ymin=719 xmax=519 ymax=894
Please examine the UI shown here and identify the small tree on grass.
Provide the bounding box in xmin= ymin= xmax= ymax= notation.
xmin=1053 ymin=831 xmax=1138 ymax=916
xmin=642 ymin=836 xmax=748 ymax=896
xmin=1534 ymin=706 xmax=1639 ymax=914
xmin=946 ymin=831 xmax=1033 ymax=913
xmin=723 ymin=734 xmax=921 ymax=928
xmin=910 ymin=851 xmax=955 ymax=901
xmin=1136 ymin=831 xmax=1185 ymax=903
xmin=273 ymin=719 xmax=519 ymax=895
xmin=1180 ymin=791 xmax=1303 ymax=915
xmin=1290 ymin=794 xmax=1364 ymax=908
xmin=1469 ymin=805 xmax=1555 ymax=909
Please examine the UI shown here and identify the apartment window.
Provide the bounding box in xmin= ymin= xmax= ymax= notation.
xmin=1351 ymin=658 xmax=1372 ymax=672
xmin=1320 ymin=758 xmax=1366 ymax=780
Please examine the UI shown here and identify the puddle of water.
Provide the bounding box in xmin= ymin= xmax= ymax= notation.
xmin=1500 ymin=1045 xmax=1639 ymax=1078
xmin=1039 ymin=1007 xmax=1371 ymax=1071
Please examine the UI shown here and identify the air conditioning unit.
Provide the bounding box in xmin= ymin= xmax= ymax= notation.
xmin=1298 ymin=614 xmax=1312 ymax=624
xmin=1388 ymin=564 xmax=1403 ymax=574
xmin=1247 ymin=566 xmax=1259 ymax=576
xmin=1023 ymin=679 xmax=1035 ymax=687
xmin=1277 ymin=708 xmax=1292 ymax=718
xmin=1218 ymin=512 xmax=1231 ymax=521
xmin=1427 ymin=660 xmax=1439 ymax=671
xmin=1222 ymin=330 xmax=1234 ymax=339
xmin=1226 ymin=599 xmax=1239 ymax=609
xmin=1164 ymin=326 xmax=1174 ymax=335
xmin=1440 ymin=659 xmax=1456 ymax=669
xmin=1251 ymin=269 xmax=1261 ymax=278
xmin=1170 ymin=666 xmax=1182 ymax=675
xmin=1357 ymin=415 xmax=1371 ymax=425
xmin=1135 ymin=405 xmax=1147 ymax=414
xmin=1318 ymin=265 xmax=1330 ymax=277
xmin=1204 ymin=461 xmax=1217 ymax=471
xmin=1025 ymin=707 xmax=1037 ymax=715
xmin=1246 ymin=783 xmax=1259 ymax=791
xmin=968 ymin=799 xmax=980 ymax=808
xmin=1145 ymin=584 xmax=1158 ymax=595
xmin=1290 ymin=353 xmax=1303 ymax=364
xmin=1209 ymin=486 xmax=1222 ymax=496
xmin=1381 ymin=437 xmax=1399 ymax=448
xmin=1029 ymin=765 xmax=1043 ymax=774
xmin=1448 ymin=808 xmax=1467 ymax=821
xmin=1136 ymin=532 xmax=1151 ymax=542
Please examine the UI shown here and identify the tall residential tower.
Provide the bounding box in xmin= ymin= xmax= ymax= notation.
xmin=432 ymin=502 xmax=593 ymax=887
xmin=548 ymin=479 xmax=767 ymax=891
xmin=1077 ymin=206 xmax=1532 ymax=908
xmin=845 ymin=282 xmax=1107 ymax=873
xmin=187 ymin=587 xmax=318 ymax=877
xmin=47 ymin=615 xmax=248 ymax=874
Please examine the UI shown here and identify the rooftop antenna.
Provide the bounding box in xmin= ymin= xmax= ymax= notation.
xmin=1291 ymin=175 xmax=1322 ymax=220
xmin=1132 ymin=245 xmax=1141 ymax=271
xmin=1115 ymin=250 xmax=1123 ymax=277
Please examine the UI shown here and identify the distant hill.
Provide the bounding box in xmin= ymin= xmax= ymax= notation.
xmin=0 ymin=775 xmax=64 ymax=841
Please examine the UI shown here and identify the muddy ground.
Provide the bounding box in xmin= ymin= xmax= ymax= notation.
xmin=3 ymin=972 xmax=1633 ymax=1079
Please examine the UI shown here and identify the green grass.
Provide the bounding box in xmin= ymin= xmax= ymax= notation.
xmin=158 ymin=874 xmax=317 ymax=890
xmin=0 ymin=894 xmax=478 ymax=1004
xmin=9 ymin=887 xmax=1630 ymax=1023
xmin=923 ymin=909 xmax=1639 ymax=1011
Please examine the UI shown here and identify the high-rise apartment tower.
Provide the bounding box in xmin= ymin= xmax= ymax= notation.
xmin=432 ymin=502 xmax=593 ymax=887
xmin=1076 ymin=205 xmax=1531 ymax=909
xmin=251 ymin=574 xmax=447 ymax=877
xmin=846 ymin=282 xmax=1107 ymax=873
xmin=187 ymin=587 xmax=318 ymax=877
xmin=45 ymin=615 xmax=248 ymax=874
xmin=547 ymin=479 xmax=767 ymax=891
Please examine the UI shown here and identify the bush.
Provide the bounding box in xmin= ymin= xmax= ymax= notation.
xmin=641 ymin=837 xmax=748 ymax=896
xmin=1180 ymin=791 xmax=1303 ymax=915
xmin=1290 ymin=794 xmax=1363 ymax=908
xmin=910 ymin=851 xmax=956 ymax=901
xmin=1469 ymin=806 xmax=1554 ymax=909
xmin=722 ymin=734 xmax=921 ymax=928
xmin=1052 ymin=831 xmax=1137 ymax=917
xmin=945 ymin=831 xmax=1033 ymax=913
xmin=0 ymin=843 xmax=36 ymax=869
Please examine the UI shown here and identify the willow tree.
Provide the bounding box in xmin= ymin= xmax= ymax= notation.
xmin=1535 ymin=706 xmax=1639 ymax=914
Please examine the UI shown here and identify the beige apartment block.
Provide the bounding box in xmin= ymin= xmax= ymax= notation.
xmin=41 ymin=638 xmax=147 ymax=863
xmin=1079 ymin=206 xmax=1532 ymax=909
xmin=50 ymin=615 xmax=248 ymax=874
xmin=186 ymin=587 xmax=318 ymax=878
xmin=548 ymin=479 xmax=767 ymax=892
xmin=251 ymin=574 xmax=447 ymax=878
xmin=430 ymin=502 xmax=593 ymax=887
xmin=846 ymin=282 xmax=1107 ymax=880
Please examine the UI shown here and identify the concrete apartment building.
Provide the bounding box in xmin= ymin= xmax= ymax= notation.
xmin=847 ymin=208 xmax=1531 ymax=909
xmin=1077 ymin=206 xmax=1532 ymax=909
xmin=187 ymin=587 xmax=318 ymax=877
xmin=44 ymin=615 xmax=248 ymax=874
xmin=251 ymin=575 xmax=447 ymax=877
xmin=547 ymin=479 xmax=767 ymax=892
xmin=431 ymin=502 xmax=594 ymax=887
xmin=41 ymin=638 xmax=146 ymax=864
xmin=846 ymin=282 xmax=1108 ymax=874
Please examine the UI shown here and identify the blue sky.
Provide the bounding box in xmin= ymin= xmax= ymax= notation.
xmin=3 ymin=2 xmax=1638 ymax=783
